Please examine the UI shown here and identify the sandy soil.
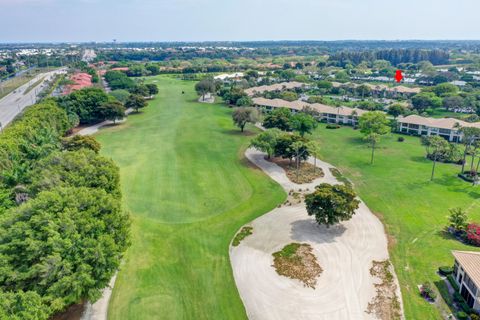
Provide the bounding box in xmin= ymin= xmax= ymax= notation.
xmin=229 ymin=148 xmax=403 ymax=320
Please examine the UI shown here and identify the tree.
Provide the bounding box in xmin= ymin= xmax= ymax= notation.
xmin=263 ymin=107 xmax=292 ymax=131
xmin=146 ymin=83 xmax=159 ymax=96
xmin=109 ymin=89 xmax=131 ymax=103
xmin=104 ymin=71 xmax=135 ymax=90
xmin=359 ymin=111 xmax=390 ymax=164
xmin=280 ymin=91 xmax=298 ymax=102
xmin=99 ymin=101 xmax=126 ymax=124
xmin=0 ymin=187 xmax=130 ymax=315
xmin=56 ymin=87 xmax=110 ymax=124
xmin=236 ymin=95 xmax=253 ymax=107
xmin=289 ymin=139 xmax=311 ymax=181
xmin=195 ymin=78 xmax=215 ymax=101
xmin=305 ymin=183 xmax=360 ymax=227
xmin=61 ymin=135 xmax=101 ymax=153
xmin=448 ymin=207 xmax=468 ymax=233
xmin=432 ymin=83 xmax=458 ymax=97
xmin=129 ymin=84 xmax=150 ymax=97
xmin=0 ymin=290 xmax=50 ymax=320
xmin=28 ymin=149 xmax=120 ymax=196
xmin=411 ymin=92 xmax=442 ymax=113
xmin=422 ymin=135 xmax=449 ymax=180
xmin=145 ymin=64 xmax=160 ymax=75
xmin=307 ymin=141 xmax=321 ymax=174
xmin=274 ymin=133 xmax=309 ymax=163
xmin=125 ymin=94 xmax=147 ymax=112
xmin=458 ymin=127 xmax=480 ymax=174
xmin=387 ymin=104 xmax=407 ymax=118
xmin=232 ymin=107 xmax=259 ymax=132
xmin=250 ymin=128 xmax=282 ymax=159
xmin=442 ymin=95 xmax=463 ymax=111
xmin=290 ymin=113 xmax=318 ymax=137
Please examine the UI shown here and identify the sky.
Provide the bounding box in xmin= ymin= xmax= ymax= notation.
xmin=0 ymin=0 xmax=479 ymax=42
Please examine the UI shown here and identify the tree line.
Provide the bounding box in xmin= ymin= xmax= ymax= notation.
xmin=330 ymin=49 xmax=450 ymax=67
xmin=0 ymin=102 xmax=130 ymax=319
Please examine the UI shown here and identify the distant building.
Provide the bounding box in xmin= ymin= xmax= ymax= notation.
xmin=452 ymin=251 xmax=480 ymax=312
xmin=397 ymin=115 xmax=480 ymax=142
xmin=214 ymin=72 xmax=244 ymax=81
xmin=252 ymin=97 xmax=368 ymax=125
xmin=245 ymin=82 xmax=308 ymax=96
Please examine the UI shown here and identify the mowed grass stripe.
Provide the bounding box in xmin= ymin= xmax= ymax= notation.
xmin=95 ymin=75 xmax=285 ymax=319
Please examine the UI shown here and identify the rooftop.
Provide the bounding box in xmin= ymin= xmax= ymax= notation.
xmin=245 ymin=81 xmax=307 ymax=96
xmin=452 ymin=250 xmax=480 ymax=289
xmin=398 ymin=114 xmax=480 ymax=130
xmin=252 ymin=97 xmax=369 ymax=117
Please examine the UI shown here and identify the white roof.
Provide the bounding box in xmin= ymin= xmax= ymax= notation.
xmin=245 ymin=82 xmax=307 ymax=96
xmin=252 ymin=97 xmax=369 ymax=117
xmin=452 ymin=251 xmax=480 ymax=289
xmin=398 ymin=114 xmax=480 ymax=130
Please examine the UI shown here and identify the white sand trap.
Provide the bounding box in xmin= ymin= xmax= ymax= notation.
xmin=230 ymin=148 xmax=403 ymax=320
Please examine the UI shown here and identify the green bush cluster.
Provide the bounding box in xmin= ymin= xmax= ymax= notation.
xmin=0 ymin=101 xmax=130 ymax=319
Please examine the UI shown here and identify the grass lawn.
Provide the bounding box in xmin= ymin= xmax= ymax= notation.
xmin=95 ymin=75 xmax=285 ymax=319
xmin=312 ymin=125 xmax=480 ymax=319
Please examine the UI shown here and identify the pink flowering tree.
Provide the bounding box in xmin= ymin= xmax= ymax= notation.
xmin=466 ymin=223 xmax=480 ymax=247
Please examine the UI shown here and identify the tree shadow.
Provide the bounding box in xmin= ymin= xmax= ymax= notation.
xmin=290 ymin=219 xmax=346 ymax=244
xmin=222 ymin=129 xmax=256 ymax=136
xmin=433 ymin=279 xmax=457 ymax=317
xmin=410 ymin=156 xmax=429 ymax=163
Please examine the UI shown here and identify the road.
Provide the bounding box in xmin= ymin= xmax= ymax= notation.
xmin=0 ymin=68 xmax=67 ymax=131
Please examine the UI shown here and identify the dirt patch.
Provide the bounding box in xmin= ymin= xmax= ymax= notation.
xmin=267 ymin=157 xmax=324 ymax=184
xmin=51 ymin=302 xmax=85 ymax=320
xmin=272 ymin=243 xmax=322 ymax=288
xmin=366 ymin=260 xmax=402 ymax=320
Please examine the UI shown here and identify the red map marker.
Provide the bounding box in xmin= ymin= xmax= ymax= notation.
xmin=394 ymin=70 xmax=403 ymax=83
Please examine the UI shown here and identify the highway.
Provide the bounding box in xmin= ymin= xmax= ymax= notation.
xmin=0 ymin=68 xmax=67 ymax=131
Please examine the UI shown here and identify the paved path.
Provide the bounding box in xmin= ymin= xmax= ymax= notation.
xmin=230 ymin=148 xmax=403 ymax=320
xmin=0 ymin=68 xmax=66 ymax=130
xmin=77 ymin=109 xmax=133 ymax=136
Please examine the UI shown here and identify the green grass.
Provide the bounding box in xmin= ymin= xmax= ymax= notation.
xmin=95 ymin=75 xmax=285 ymax=320
xmin=311 ymin=124 xmax=480 ymax=319
xmin=427 ymin=108 xmax=469 ymax=119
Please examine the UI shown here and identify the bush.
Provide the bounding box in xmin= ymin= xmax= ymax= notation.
xmin=470 ymin=313 xmax=480 ymax=320
xmin=456 ymin=311 xmax=468 ymax=320
xmin=447 ymin=274 xmax=460 ymax=291
xmin=397 ymin=136 xmax=405 ymax=142
xmin=421 ymin=282 xmax=437 ymax=301
xmin=466 ymin=223 xmax=480 ymax=246
xmin=326 ymin=124 xmax=340 ymax=129
xmin=438 ymin=266 xmax=453 ymax=276
xmin=454 ymin=292 xmax=472 ymax=313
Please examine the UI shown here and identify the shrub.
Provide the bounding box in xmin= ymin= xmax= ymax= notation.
xmin=466 ymin=223 xmax=480 ymax=246
xmin=470 ymin=313 xmax=480 ymax=320
xmin=326 ymin=124 xmax=340 ymax=129
xmin=397 ymin=136 xmax=405 ymax=142
xmin=454 ymin=292 xmax=472 ymax=313
xmin=421 ymin=282 xmax=437 ymax=301
xmin=447 ymin=274 xmax=460 ymax=291
xmin=438 ymin=266 xmax=453 ymax=276
xmin=456 ymin=311 xmax=468 ymax=320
